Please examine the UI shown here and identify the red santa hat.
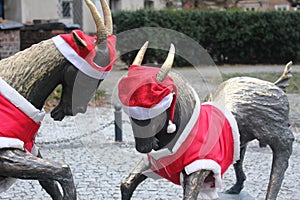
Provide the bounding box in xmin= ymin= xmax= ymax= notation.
xmin=52 ymin=30 xmax=116 ymax=80
xmin=118 ymin=65 xmax=178 ymax=133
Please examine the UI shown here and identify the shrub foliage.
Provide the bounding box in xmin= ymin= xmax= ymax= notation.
xmin=113 ymin=10 xmax=300 ymax=65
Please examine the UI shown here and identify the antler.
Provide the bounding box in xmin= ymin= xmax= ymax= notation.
xmin=84 ymin=0 xmax=113 ymax=44
xmin=99 ymin=0 xmax=113 ymax=35
xmin=156 ymin=44 xmax=175 ymax=82
xmin=132 ymin=41 xmax=149 ymax=65
xmin=132 ymin=42 xmax=175 ymax=82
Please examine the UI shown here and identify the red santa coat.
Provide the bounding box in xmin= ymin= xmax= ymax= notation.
xmin=143 ymin=89 xmax=240 ymax=199
xmin=0 ymin=78 xmax=45 ymax=153
xmin=52 ymin=30 xmax=117 ymax=80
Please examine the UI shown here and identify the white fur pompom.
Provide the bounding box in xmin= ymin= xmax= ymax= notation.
xmin=167 ymin=120 xmax=176 ymax=134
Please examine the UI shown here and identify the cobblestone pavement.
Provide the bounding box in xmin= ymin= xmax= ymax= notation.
xmin=1 ymin=65 xmax=299 ymax=200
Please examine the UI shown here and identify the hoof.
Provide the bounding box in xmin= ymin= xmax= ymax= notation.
xmin=225 ymin=184 xmax=244 ymax=194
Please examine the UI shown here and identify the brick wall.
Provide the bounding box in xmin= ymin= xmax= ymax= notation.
xmin=20 ymin=28 xmax=65 ymax=50
xmin=0 ymin=29 xmax=20 ymax=60
xmin=20 ymin=22 xmax=79 ymax=50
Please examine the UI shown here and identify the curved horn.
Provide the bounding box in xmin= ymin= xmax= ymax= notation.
xmin=84 ymin=0 xmax=106 ymax=43
xmin=156 ymin=44 xmax=175 ymax=82
xmin=100 ymin=0 xmax=113 ymax=35
xmin=132 ymin=41 xmax=149 ymax=65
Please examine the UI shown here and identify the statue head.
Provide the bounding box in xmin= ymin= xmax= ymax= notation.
xmin=51 ymin=0 xmax=116 ymax=121
xmin=118 ymin=42 xmax=177 ymax=153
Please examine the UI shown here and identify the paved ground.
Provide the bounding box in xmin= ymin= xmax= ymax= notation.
xmin=1 ymin=65 xmax=299 ymax=200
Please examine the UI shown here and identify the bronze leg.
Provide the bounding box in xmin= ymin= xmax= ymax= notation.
xmin=37 ymin=150 xmax=63 ymax=200
xmin=265 ymin=134 xmax=293 ymax=200
xmin=120 ymin=159 xmax=148 ymax=200
xmin=182 ymin=170 xmax=211 ymax=200
xmin=0 ymin=148 xmax=76 ymax=200
xmin=39 ymin=180 xmax=63 ymax=200
xmin=225 ymin=145 xmax=247 ymax=194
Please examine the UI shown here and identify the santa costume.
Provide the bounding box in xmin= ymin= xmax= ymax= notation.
xmin=52 ymin=29 xmax=116 ymax=79
xmin=0 ymin=30 xmax=116 ymax=192
xmin=118 ymin=65 xmax=240 ymax=199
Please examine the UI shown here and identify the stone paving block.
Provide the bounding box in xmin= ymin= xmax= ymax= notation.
xmin=1 ymin=66 xmax=299 ymax=199
xmin=219 ymin=191 xmax=254 ymax=200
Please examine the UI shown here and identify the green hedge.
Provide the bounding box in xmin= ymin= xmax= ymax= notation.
xmin=113 ymin=10 xmax=300 ymax=65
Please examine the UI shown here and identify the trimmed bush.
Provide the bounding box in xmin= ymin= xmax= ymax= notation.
xmin=113 ymin=10 xmax=300 ymax=65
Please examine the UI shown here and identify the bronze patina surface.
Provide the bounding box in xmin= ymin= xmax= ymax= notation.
xmin=0 ymin=0 xmax=114 ymax=199
xmin=120 ymin=44 xmax=294 ymax=200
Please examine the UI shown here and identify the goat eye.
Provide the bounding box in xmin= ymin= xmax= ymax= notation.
xmin=131 ymin=118 xmax=151 ymax=126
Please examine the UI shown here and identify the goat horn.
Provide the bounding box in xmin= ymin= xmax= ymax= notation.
xmin=156 ymin=44 xmax=175 ymax=82
xmin=132 ymin=41 xmax=149 ymax=65
xmin=84 ymin=0 xmax=106 ymax=44
xmin=99 ymin=0 xmax=113 ymax=35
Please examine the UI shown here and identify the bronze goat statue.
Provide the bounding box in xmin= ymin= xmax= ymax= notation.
xmin=0 ymin=0 xmax=116 ymax=199
xmin=118 ymin=42 xmax=294 ymax=200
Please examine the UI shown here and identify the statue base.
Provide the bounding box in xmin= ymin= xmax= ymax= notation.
xmin=218 ymin=191 xmax=254 ymax=200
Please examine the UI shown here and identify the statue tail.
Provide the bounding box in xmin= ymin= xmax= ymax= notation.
xmin=274 ymin=61 xmax=293 ymax=93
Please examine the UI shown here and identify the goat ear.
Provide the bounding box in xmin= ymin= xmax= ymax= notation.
xmin=72 ymin=31 xmax=87 ymax=47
